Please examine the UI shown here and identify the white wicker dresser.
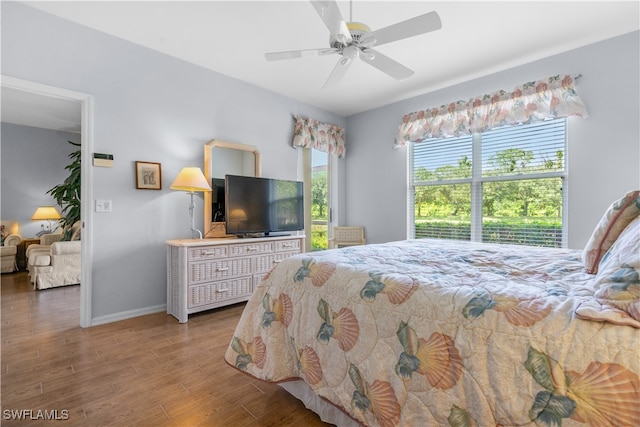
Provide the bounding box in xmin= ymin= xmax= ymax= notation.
xmin=166 ymin=235 xmax=304 ymax=323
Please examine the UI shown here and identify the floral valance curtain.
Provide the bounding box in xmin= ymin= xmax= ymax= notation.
xmin=395 ymin=74 xmax=588 ymax=148
xmin=292 ymin=115 xmax=346 ymax=158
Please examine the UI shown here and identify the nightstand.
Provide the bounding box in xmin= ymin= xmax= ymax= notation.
xmin=17 ymin=238 xmax=41 ymax=270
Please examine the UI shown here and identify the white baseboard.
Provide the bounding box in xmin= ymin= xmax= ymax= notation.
xmin=89 ymin=304 xmax=166 ymax=327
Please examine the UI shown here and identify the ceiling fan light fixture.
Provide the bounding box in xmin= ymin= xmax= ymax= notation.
xmin=360 ymin=49 xmax=375 ymax=61
xmin=343 ymin=45 xmax=359 ymax=60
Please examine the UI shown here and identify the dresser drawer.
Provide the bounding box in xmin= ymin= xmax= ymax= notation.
xmin=253 ymin=251 xmax=300 ymax=274
xmin=274 ymin=239 xmax=301 ymax=253
xmin=229 ymin=241 xmax=274 ymax=257
xmin=189 ymin=257 xmax=252 ymax=284
xmin=188 ymin=276 xmax=253 ymax=308
xmin=189 ymin=245 xmax=228 ymax=261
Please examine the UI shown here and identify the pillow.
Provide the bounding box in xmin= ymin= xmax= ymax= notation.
xmin=582 ymin=190 xmax=640 ymax=274
xmin=69 ymin=221 xmax=81 ymax=241
xmin=583 ymin=216 xmax=640 ymax=327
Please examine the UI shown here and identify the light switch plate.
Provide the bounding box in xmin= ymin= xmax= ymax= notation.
xmin=95 ymin=199 xmax=112 ymax=212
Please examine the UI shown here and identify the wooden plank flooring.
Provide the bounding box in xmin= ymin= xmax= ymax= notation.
xmin=1 ymin=272 xmax=332 ymax=426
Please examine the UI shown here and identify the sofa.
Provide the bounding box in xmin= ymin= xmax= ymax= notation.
xmin=25 ymin=231 xmax=64 ymax=261
xmin=1 ymin=234 xmax=23 ymax=273
xmin=27 ymin=221 xmax=81 ymax=290
xmin=29 ymin=240 xmax=81 ymax=290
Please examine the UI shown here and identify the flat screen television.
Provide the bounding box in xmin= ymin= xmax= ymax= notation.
xmin=225 ymin=174 xmax=304 ymax=237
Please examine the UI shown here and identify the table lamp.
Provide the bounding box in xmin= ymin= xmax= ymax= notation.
xmin=31 ymin=206 xmax=62 ymax=236
xmin=170 ymin=167 xmax=212 ymax=239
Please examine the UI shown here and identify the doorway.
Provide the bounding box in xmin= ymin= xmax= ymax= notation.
xmin=311 ymin=149 xmax=330 ymax=250
xmin=1 ymin=75 xmax=93 ymax=327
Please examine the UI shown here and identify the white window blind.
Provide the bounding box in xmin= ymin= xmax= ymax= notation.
xmin=410 ymin=119 xmax=566 ymax=247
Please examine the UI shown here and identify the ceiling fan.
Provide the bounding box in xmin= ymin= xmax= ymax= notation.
xmin=264 ymin=0 xmax=442 ymax=89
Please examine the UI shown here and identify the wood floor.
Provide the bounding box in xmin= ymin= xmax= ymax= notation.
xmin=1 ymin=271 xmax=332 ymax=426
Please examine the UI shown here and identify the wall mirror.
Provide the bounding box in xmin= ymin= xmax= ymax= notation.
xmin=203 ymin=139 xmax=261 ymax=238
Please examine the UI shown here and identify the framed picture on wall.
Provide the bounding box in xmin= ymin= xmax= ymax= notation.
xmin=135 ymin=161 xmax=162 ymax=190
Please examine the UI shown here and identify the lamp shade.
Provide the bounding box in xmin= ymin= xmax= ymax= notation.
xmin=229 ymin=208 xmax=248 ymax=221
xmin=170 ymin=167 xmax=212 ymax=192
xmin=31 ymin=206 xmax=62 ymax=221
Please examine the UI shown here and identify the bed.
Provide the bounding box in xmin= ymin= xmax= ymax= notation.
xmin=225 ymin=192 xmax=640 ymax=427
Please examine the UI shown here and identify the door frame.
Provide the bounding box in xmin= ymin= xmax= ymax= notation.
xmin=2 ymin=75 xmax=94 ymax=327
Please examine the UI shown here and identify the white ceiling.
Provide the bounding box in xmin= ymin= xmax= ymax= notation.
xmin=3 ymin=1 xmax=639 ymax=131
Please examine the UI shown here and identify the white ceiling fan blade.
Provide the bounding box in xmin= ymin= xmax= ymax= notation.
xmin=361 ymin=49 xmax=414 ymax=80
xmin=322 ymin=57 xmax=353 ymax=90
xmin=265 ymin=48 xmax=338 ymax=61
xmin=364 ymin=11 xmax=442 ymax=47
xmin=310 ymin=0 xmax=352 ymax=45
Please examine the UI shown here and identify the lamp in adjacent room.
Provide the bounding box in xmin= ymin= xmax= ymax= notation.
xmin=170 ymin=167 xmax=212 ymax=239
xmin=31 ymin=206 xmax=62 ymax=236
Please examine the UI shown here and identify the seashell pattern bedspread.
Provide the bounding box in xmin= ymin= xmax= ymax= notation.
xmin=225 ymin=239 xmax=639 ymax=426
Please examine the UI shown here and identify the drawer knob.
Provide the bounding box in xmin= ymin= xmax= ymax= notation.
xmin=246 ymin=247 xmax=258 ymax=252
xmin=216 ymin=288 xmax=229 ymax=293
xmin=216 ymin=267 xmax=230 ymax=272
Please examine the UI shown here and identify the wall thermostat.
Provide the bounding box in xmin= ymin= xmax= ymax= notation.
xmin=93 ymin=153 xmax=114 ymax=167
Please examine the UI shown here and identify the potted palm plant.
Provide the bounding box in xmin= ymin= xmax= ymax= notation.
xmin=47 ymin=141 xmax=81 ymax=240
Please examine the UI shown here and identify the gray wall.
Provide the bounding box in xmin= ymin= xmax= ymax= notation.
xmin=346 ymin=31 xmax=640 ymax=249
xmin=2 ymin=2 xmax=345 ymax=323
xmin=1 ymin=123 xmax=80 ymax=237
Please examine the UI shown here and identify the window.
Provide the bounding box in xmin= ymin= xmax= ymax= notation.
xmin=409 ymin=119 xmax=566 ymax=247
